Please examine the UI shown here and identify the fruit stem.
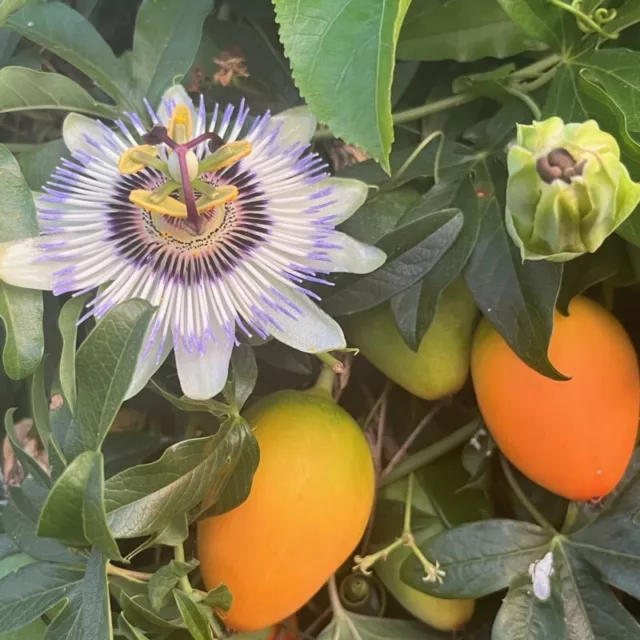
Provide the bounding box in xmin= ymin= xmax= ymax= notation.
xmin=379 ymin=417 xmax=481 ymax=488
xmin=500 ymin=455 xmax=557 ymax=532
xmin=174 ymin=544 xmax=194 ymax=594
xmin=312 ymin=364 xmax=337 ymax=396
xmin=315 ymin=351 xmax=345 ymax=374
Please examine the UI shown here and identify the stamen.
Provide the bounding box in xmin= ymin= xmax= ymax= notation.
xmin=197 ymin=141 xmax=252 ymax=175
xmin=129 ymin=190 xmax=188 ymax=219
xmin=118 ymin=145 xmax=165 ymax=174
xmin=168 ymin=105 xmax=193 ymax=145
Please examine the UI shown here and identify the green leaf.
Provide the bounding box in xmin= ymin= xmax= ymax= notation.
xmin=496 ymin=0 xmax=579 ymax=50
xmin=103 ymin=417 xmax=257 ymax=538
xmin=557 ymin=547 xmax=640 ymax=639
xmin=338 ymin=187 xmax=420 ymax=246
xmin=0 ymin=562 xmax=84 ymax=634
xmin=579 ymin=50 xmax=640 ymax=132
xmin=0 ymin=620 xmax=45 ymax=640
xmin=57 ymin=293 xmax=90 ymax=413
xmin=194 ymin=585 xmax=232 ymax=612
xmin=578 ymin=70 xmax=640 ymax=180
xmin=317 ymin=612 xmax=443 ymax=640
xmin=29 ymin=359 xmax=54 ymax=463
xmin=0 ymin=284 xmax=42 ymax=380
xmin=398 ymin=0 xmax=545 ymax=62
xmin=223 ymin=343 xmax=257 ymax=412
xmin=541 ymin=65 xmax=588 ymax=121
xmin=492 ymin=576 xmax=565 ymax=640
xmin=83 ymin=452 xmax=123 ymax=561
xmin=0 ymin=67 xmax=119 ymax=117
xmin=16 ymin=139 xmax=68 ymax=192
xmin=37 ymin=451 xmax=96 ymax=547
xmin=45 ymin=548 xmax=112 ymax=640
xmin=121 ymin=592 xmax=181 ymax=631
xmin=148 ymin=560 xmax=199 ymax=611
xmin=0 ymin=143 xmax=42 ymax=379
xmin=557 ymin=236 xmax=623 ymax=315
xmin=64 ymin=299 xmax=155 ymax=460
xmin=7 ymin=3 xmax=132 ymax=107
xmin=274 ymin=0 xmax=411 ymax=171
xmin=117 ymin=615 xmax=151 ymax=640
xmin=463 ymin=190 xmax=565 ymax=380
xmin=323 ymin=209 xmax=464 ymax=316
xmin=131 ymin=0 xmax=213 ymax=106
xmin=148 ymin=380 xmax=230 ymax=417
xmin=3 ymin=487 xmax=82 ymax=564
xmin=400 ymin=519 xmax=552 ymax=598
xmin=0 ymin=0 xmax=41 ymax=24
xmin=390 ymin=177 xmax=481 ymax=348
xmin=4 ymin=409 xmax=50 ymax=487
xmin=609 ymin=0 xmax=640 ymax=32
xmin=173 ymin=590 xmax=214 ymax=640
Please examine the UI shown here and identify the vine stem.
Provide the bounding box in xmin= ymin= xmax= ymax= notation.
xmin=380 ymin=400 xmax=447 ymax=482
xmin=379 ymin=418 xmax=480 ymax=488
xmin=174 ymin=544 xmax=193 ymax=594
xmin=106 ymin=564 xmax=153 ymax=581
xmin=500 ymin=455 xmax=556 ymax=532
xmin=548 ymin=0 xmax=618 ymax=38
xmin=312 ymin=54 xmax=561 ymax=141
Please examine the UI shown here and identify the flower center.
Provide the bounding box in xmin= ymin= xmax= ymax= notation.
xmin=536 ymin=147 xmax=586 ymax=185
xmin=117 ymin=104 xmax=252 ymax=236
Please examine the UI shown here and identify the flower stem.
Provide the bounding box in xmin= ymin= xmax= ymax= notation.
xmin=174 ymin=544 xmax=193 ymax=594
xmin=500 ymin=455 xmax=556 ymax=532
xmin=315 ymin=351 xmax=345 ymax=373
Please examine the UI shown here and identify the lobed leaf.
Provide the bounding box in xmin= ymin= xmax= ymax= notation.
xmin=274 ymin=0 xmax=411 ymax=171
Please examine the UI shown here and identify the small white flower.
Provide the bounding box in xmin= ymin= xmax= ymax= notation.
xmin=528 ymin=551 xmax=554 ymax=601
xmin=0 ymin=85 xmax=385 ymax=399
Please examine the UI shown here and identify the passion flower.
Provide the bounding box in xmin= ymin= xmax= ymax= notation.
xmin=0 ymin=85 xmax=385 ymax=399
xmin=505 ymin=116 xmax=640 ymax=262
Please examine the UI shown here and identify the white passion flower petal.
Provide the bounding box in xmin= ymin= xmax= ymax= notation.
xmin=323 ymin=232 xmax=386 ymax=274
xmin=124 ymin=324 xmax=173 ymax=400
xmin=174 ymin=325 xmax=234 ymax=400
xmin=63 ymin=113 xmax=126 ymax=161
xmin=266 ymin=285 xmax=346 ymax=354
xmin=0 ymin=237 xmax=56 ymax=290
xmin=268 ymin=105 xmax=317 ymax=149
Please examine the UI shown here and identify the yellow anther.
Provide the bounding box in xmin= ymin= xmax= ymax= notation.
xmin=129 ymin=189 xmax=188 ymax=219
xmin=118 ymin=145 xmax=158 ymax=174
xmin=195 ymin=185 xmax=239 ymax=213
xmin=198 ymin=141 xmax=253 ymax=175
xmin=168 ymin=105 xmax=193 ymax=145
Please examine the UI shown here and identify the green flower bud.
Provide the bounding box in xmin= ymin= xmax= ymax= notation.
xmin=505 ymin=116 xmax=640 ymax=262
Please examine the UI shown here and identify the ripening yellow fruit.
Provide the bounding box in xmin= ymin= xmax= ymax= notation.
xmin=197 ymin=387 xmax=375 ymax=631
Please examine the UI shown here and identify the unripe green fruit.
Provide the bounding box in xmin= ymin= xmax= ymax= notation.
xmin=375 ymin=545 xmax=475 ymax=631
xmin=342 ymin=278 xmax=477 ymax=399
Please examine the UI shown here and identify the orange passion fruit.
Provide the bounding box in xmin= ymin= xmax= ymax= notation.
xmin=197 ymin=386 xmax=375 ymax=631
xmin=471 ymin=296 xmax=640 ymax=500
